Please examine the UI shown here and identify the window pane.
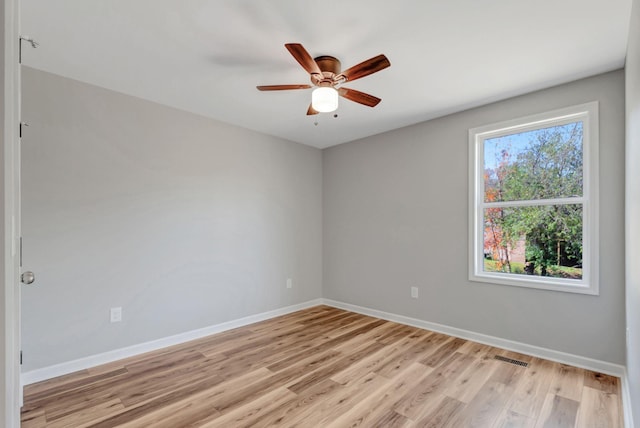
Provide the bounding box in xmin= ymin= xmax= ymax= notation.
xmin=483 ymin=204 xmax=582 ymax=279
xmin=483 ymin=122 xmax=583 ymax=202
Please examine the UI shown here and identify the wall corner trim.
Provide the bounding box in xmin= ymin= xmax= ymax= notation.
xmin=21 ymin=298 xmax=323 ymax=386
xmin=622 ymin=368 xmax=636 ymax=428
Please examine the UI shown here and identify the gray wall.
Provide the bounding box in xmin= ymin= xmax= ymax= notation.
xmin=323 ymin=70 xmax=626 ymax=364
xmin=626 ymin=0 xmax=640 ymax=423
xmin=21 ymin=65 xmax=628 ymax=377
xmin=20 ymin=67 xmax=323 ymax=371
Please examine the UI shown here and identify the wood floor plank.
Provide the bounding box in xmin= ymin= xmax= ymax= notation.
xmin=443 ymin=352 xmax=499 ymax=403
xmin=325 ymin=362 xmax=435 ymax=428
xmin=374 ymin=331 xmax=441 ymax=379
xmin=287 ymin=340 xmax=385 ymax=394
xmin=45 ymin=398 xmax=125 ymax=428
xmin=507 ymin=357 xmax=555 ymax=418
xmin=19 ymin=407 xmax=46 ymax=428
xmin=23 ymin=367 xmax=128 ymax=407
xmin=584 ymin=370 xmax=621 ymax=394
xmin=548 ymin=363 xmax=585 ymax=401
xmin=41 ymin=350 xmax=223 ymax=418
xmin=492 ymin=408 xmax=536 ymax=428
xmin=457 ymin=340 xmax=499 ymax=360
xmin=124 ymin=347 xmax=206 ymax=374
xmin=330 ymin=320 xmax=408 ymax=353
xmin=375 ymin=322 xmax=423 ymax=345
xmin=330 ymin=332 xmax=426 ymax=386
xmin=266 ymin=319 xmax=385 ymax=372
xmin=245 ymin=320 xmax=309 ymax=342
xmin=490 ymin=359 xmax=528 ymax=388
xmin=200 ymin=386 xmax=298 ymax=428
xmin=248 ymin=306 xmax=331 ymax=329
xmin=393 ymin=352 xmax=475 ymax=420
xmin=286 ymin=371 xmax=390 ymax=427
xmin=533 ymin=393 xmax=579 ymax=428
xmin=278 ymin=305 xmax=340 ymax=324
xmin=302 ymin=310 xmax=363 ymax=329
xmin=23 ymin=369 xmax=93 ymax=398
xmin=211 ymin=350 xmax=344 ymax=414
xmin=244 ymin=315 xmax=365 ymax=364
xmin=116 ymin=367 xmax=271 ymax=427
xmin=444 ymin=380 xmax=513 ymax=428
xmin=154 ymin=327 xmax=255 ymax=358
xmin=419 ymin=337 xmax=467 ymax=367
xmin=20 ymin=306 xmax=624 ymax=428
xmin=213 ymin=324 xmax=328 ymax=366
xmin=413 ymin=395 xmax=465 ymax=428
xmin=240 ymin=378 xmax=343 ymax=428
xmin=369 ymin=409 xmax=412 ymax=427
xmin=574 ymin=386 xmax=621 ymax=428
xmin=200 ymin=327 xmax=303 ymax=359
xmin=184 ymin=331 xmax=269 ymax=358
xmin=88 ymin=373 xmax=226 ymax=428
xmin=324 ymin=316 xmax=387 ymax=339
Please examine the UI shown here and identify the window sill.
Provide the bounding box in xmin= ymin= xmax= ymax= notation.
xmin=469 ymin=272 xmax=599 ymax=295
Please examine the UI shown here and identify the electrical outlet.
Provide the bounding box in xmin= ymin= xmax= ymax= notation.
xmin=286 ymin=278 xmax=293 ymax=289
xmin=411 ymin=287 xmax=419 ymax=299
xmin=110 ymin=307 xmax=122 ymax=323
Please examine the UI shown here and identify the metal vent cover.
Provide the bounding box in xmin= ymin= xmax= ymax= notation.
xmin=493 ymin=355 xmax=529 ymax=367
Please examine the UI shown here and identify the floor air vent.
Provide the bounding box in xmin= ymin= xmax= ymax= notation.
xmin=493 ymin=355 xmax=529 ymax=367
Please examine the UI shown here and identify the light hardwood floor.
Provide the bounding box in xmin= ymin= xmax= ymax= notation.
xmin=21 ymin=306 xmax=624 ymax=427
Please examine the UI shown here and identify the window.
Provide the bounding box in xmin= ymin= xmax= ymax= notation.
xmin=469 ymin=102 xmax=598 ymax=294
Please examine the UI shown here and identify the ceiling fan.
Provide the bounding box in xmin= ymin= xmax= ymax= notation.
xmin=257 ymin=43 xmax=390 ymax=115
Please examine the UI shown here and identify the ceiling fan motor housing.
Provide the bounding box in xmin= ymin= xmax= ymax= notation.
xmin=313 ymin=55 xmax=342 ymax=86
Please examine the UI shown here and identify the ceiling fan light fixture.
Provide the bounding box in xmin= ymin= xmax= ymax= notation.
xmin=312 ymin=87 xmax=338 ymax=113
xmin=256 ymin=44 xmax=390 ymax=115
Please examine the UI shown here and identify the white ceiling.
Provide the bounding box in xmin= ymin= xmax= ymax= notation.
xmin=20 ymin=0 xmax=631 ymax=149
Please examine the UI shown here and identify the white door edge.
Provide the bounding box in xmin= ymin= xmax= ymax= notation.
xmin=3 ymin=0 xmax=22 ymax=425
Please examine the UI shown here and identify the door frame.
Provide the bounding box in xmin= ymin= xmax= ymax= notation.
xmin=2 ymin=0 xmax=22 ymax=425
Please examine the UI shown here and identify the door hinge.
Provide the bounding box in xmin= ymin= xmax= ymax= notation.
xmin=20 ymin=122 xmax=28 ymax=138
xmin=20 ymin=351 xmax=22 ymax=365
xmin=19 ymin=36 xmax=39 ymax=64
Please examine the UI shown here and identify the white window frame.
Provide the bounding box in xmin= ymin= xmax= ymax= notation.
xmin=468 ymin=102 xmax=599 ymax=295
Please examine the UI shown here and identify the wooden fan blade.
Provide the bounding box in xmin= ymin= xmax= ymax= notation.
xmin=256 ymin=84 xmax=312 ymax=91
xmin=338 ymin=87 xmax=381 ymax=107
xmin=338 ymin=54 xmax=390 ymax=83
xmin=285 ymin=43 xmax=322 ymax=76
xmin=306 ymin=104 xmax=319 ymax=115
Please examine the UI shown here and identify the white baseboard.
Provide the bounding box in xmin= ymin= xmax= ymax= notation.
xmin=621 ymin=369 xmax=636 ymax=428
xmin=21 ymin=298 xmax=323 ymax=386
xmin=322 ymin=299 xmax=626 ymax=378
